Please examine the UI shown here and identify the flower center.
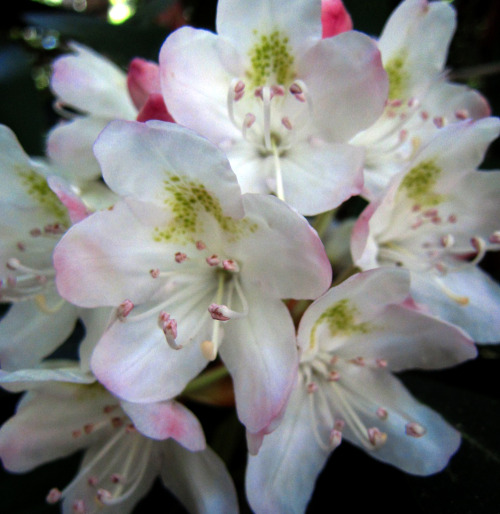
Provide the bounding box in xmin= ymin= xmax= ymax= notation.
xmin=302 ymin=351 xmax=426 ymax=452
xmin=226 ymin=78 xmax=314 ymax=201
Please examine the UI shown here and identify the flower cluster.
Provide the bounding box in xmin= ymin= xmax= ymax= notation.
xmin=0 ymin=0 xmax=498 ymax=513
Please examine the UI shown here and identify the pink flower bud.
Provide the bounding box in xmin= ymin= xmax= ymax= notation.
xmin=321 ymin=0 xmax=353 ymax=38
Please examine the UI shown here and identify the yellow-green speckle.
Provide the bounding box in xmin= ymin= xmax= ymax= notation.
xmin=246 ymin=30 xmax=295 ymax=88
xmin=19 ymin=168 xmax=69 ymax=223
xmin=309 ymin=299 xmax=370 ymax=350
xmin=399 ymin=160 xmax=445 ymax=206
xmin=385 ymin=52 xmax=409 ymax=101
xmin=154 ymin=174 xmax=257 ymax=243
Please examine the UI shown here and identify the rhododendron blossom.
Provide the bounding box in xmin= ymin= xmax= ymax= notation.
xmin=352 ymin=118 xmax=500 ymax=342
xmin=246 ymin=268 xmax=476 ymax=513
xmin=160 ymin=0 xmax=388 ymax=214
xmin=54 ymin=120 xmax=331 ymax=438
xmin=0 ymin=367 xmax=238 ymax=514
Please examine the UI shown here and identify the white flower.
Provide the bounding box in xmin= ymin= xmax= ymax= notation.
xmin=54 ymin=120 xmax=331 ymax=438
xmin=352 ymin=118 xmax=500 ymax=342
xmin=246 ymin=268 xmax=476 ymax=514
xmin=159 ymin=0 xmax=389 ymax=214
xmin=351 ymin=0 xmax=490 ymax=200
xmin=0 ymin=367 xmax=238 ymax=514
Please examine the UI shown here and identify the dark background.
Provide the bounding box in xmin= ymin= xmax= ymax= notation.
xmin=0 ymin=1 xmax=499 ymax=513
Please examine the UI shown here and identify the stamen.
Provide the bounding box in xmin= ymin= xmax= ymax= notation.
xmin=72 ymin=499 xmax=86 ymax=514
xmin=87 ymin=476 xmax=99 ymax=486
xmin=150 ymin=268 xmax=160 ymax=278
xmin=117 ymin=300 xmax=134 ymax=320
xmin=307 ymin=382 xmax=318 ymax=393
xmin=367 ymin=427 xmax=388 ymax=448
xmin=206 ymin=255 xmax=220 ymax=267
xmin=196 ymin=240 xmax=206 ymax=250
xmin=455 ymin=109 xmax=468 ymax=120
xmin=433 ymin=116 xmax=445 ymax=128
xmin=208 ymin=303 xmax=231 ymax=321
xmin=201 ymin=340 xmax=217 ymax=361
xmin=435 ymin=278 xmax=469 ymax=306
xmin=242 ymin=113 xmax=256 ymax=140
xmin=222 ymin=259 xmax=239 ymax=272
xmin=262 ymin=86 xmax=272 ymax=151
xmin=469 ymin=236 xmax=486 ymax=265
xmin=405 ymin=422 xmax=426 ymax=437
xmin=376 ymin=407 xmax=388 ymax=420
xmin=440 ymin=234 xmax=455 ymax=248
xmin=329 ymin=429 xmax=342 ymax=448
xmin=234 ymin=80 xmax=245 ymax=101
xmin=158 ymin=311 xmax=182 ymax=350
xmin=175 ymin=252 xmax=188 ymax=263
xmin=489 ymin=231 xmax=500 ymax=244
xmin=96 ymin=489 xmax=113 ymax=504
xmin=271 ymin=138 xmax=285 ymax=202
xmin=281 ymin=116 xmax=293 ymax=130
xmin=46 ymin=488 xmax=62 ymax=504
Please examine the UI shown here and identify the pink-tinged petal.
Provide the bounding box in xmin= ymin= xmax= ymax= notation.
xmin=90 ymin=313 xmax=208 ymax=403
xmin=246 ymin=382 xmax=329 ymax=514
xmin=94 ymin=120 xmax=244 ymax=218
xmin=299 ymin=31 xmax=388 ymax=142
xmin=54 ymin=199 xmax=176 ymax=307
xmin=46 ymin=117 xmax=108 ymax=182
xmin=379 ymin=0 xmax=456 ymax=98
xmin=321 ymin=0 xmax=353 ymax=38
xmin=160 ymin=441 xmax=239 ymax=514
xmin=47 ymin=175 xmax=91 ymax=223
xmin=235 ymin=194 xmax=331 ymax=300
xmin=279 ymin=141 xmax=364 ymax=215
xmin=136 ymin=93 xmax=175 ymax=123
xmin=339 ymin=367 xmax=461 ymax=475
xmin=220 ymin=286 xmax=298 ymax=435
xmin=0 ymin=297 xmax=78 ymax=370
xmin=121 ymin=400 xmax=205 ymax=451
xmin=0 ymin=382 xmax=113 ymax=472
xmin=126 ymin=58 xmax=161 ymax=110
xmin=51 ymin=42 xmax=136 ymax=119
xmin=216 ymin=0 xmax=321 ymax=57
xmin=411 ymin=267 xmax=500 ymax=344
xmin=350 ymin=200 xmax=383 ymax=269
xmin=160 ymin=27 xmax=242 ymax=144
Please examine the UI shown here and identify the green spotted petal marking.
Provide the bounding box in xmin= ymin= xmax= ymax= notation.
xmin=19 ymin=168 xmax=69 ymax=223
xmin=154 ymin=173 xmax=257 ymax=243
xmin=399 ymin=160 xmax=445 ymax=207
xmin=385 ymin=51 xmax=409 ymax=101
xmin=309 ymin=298 xmax=371 ymax=351
xmin=246 ymin=30 xmax=295 ymax=88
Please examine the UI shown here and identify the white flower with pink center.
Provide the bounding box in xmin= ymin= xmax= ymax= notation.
xmin=54 ymin=120 xmax=331 ymax=438
xmin=352 ymin=117 xmax=500 ymax=342
xmin=246 ymin=268 xmax=476 ymax=513
xmin=159 ymin=0 xmax=389 ymax=215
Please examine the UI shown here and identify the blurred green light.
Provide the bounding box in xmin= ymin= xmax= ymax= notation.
xmin=108 ymin=0 xmax=136 ymax=24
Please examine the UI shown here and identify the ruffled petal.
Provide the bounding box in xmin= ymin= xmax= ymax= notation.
xmin=160 ymin=27 xmax=242 ymax=143
xmin=299 ymin=31 xmax=388 ymax=142
xmin=94 ymin=120 xmax=244 ymax=218
xmin=235 ymin=194 xmax=331 ymax=300
xmin=121 ymin=399 xmax=205 ymax=451
xmin=51 ymin=42 xmax=136 ymax=119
